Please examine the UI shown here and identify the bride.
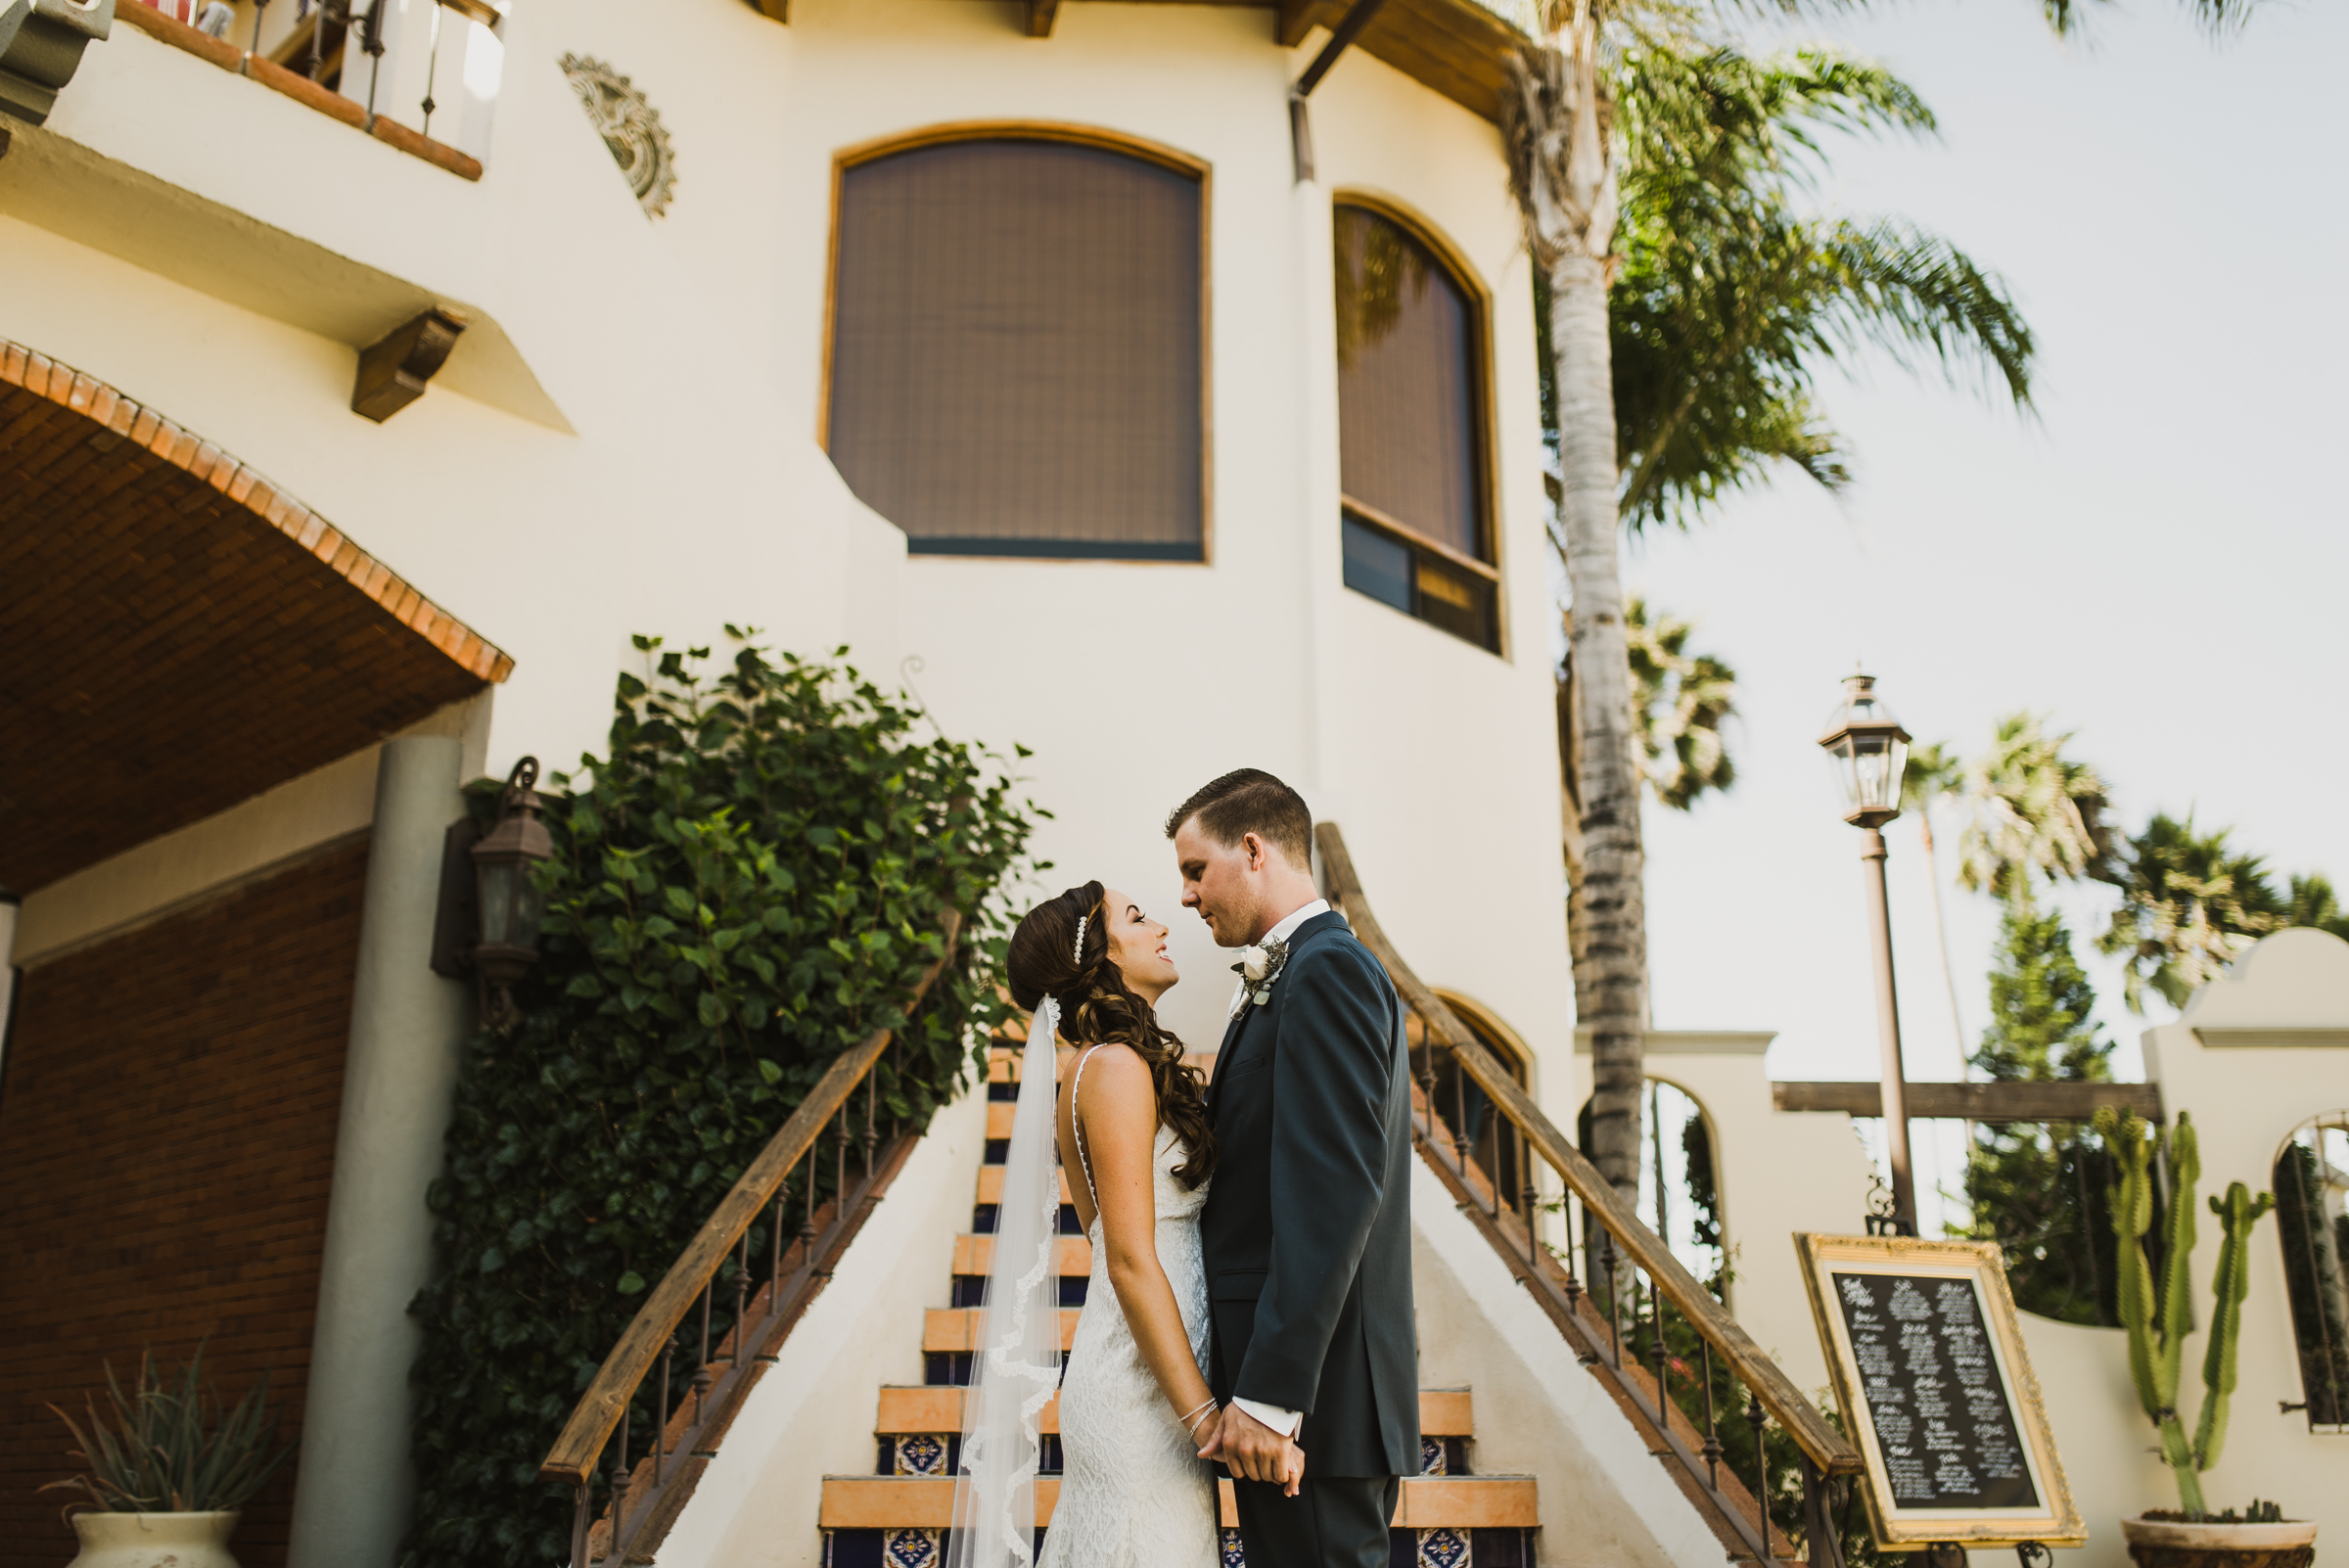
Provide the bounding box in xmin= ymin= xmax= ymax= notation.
xmin=947 ymin=880 xmax=1297 ymax=1568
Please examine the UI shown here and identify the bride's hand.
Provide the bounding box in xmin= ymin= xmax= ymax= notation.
xmin=1190 ymin=1403 xmax=1224 ymax=1458
xmin=1277 ymin=1438 xmax=1305 ymax=1498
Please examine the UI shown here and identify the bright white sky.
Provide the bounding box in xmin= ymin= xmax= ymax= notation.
xmin=1626 ymin=0 xmax=2349 ymax=1228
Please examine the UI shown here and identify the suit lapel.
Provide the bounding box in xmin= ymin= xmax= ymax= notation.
xmin=1202 ymin=912 xmax=1350 ymax=1122
xmin=1205 ymin=1007 xmax=1247 ymax=1120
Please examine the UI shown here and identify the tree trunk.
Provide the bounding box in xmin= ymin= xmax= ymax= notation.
xmin=1506 ymin=24 xmax=1643 ymax=1208
xmin=1558 ymin=252 xmax=1645 ymax=1206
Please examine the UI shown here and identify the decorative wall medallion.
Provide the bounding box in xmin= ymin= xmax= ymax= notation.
xmin=558 ymin=53 xmax=675 ymax=217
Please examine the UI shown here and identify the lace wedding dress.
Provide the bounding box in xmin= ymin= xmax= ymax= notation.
xmin=1037 ymin=1049 xmax=1221 ymax=1568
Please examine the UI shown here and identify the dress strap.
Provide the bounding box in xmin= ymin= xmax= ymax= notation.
xmin=1069 ymin=1043 xmax=1108 ymax=1215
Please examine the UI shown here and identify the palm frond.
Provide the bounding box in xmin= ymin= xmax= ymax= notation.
xmin=1955 ymin=714 xmax=2114 ymax=899
xmin=1588 ymin=34 xmax=2035 ymax=532
xmin=2097 ymin=812 xmax=2283 ymax=1012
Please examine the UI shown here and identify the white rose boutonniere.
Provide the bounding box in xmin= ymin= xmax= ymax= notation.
xmin=1231 ymin=936 xmax=1291 ymax=1013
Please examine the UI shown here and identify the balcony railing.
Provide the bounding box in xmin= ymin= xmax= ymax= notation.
xmin=110 ymin=0 xmax=495 ymax=180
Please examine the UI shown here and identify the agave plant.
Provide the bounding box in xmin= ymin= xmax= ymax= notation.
xmin=43 ymin=1346 xmax=293 ymax=1513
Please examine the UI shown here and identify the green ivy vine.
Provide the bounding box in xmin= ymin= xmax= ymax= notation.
xmin=402 ymin=634 xmax=1041 ymax=1568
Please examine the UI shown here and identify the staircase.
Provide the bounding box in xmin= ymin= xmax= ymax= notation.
xmin=816 ymin=1041 xmax=1543 ymax=1568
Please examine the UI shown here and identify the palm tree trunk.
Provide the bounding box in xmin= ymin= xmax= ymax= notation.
xmin=1557 ymin=254 xmax=1646 ymax=1207
xmin=1917 ymin=806 xmax=1974 ymax=1224
xmin=1507 ymin=23 xmax=1644 ymax=1207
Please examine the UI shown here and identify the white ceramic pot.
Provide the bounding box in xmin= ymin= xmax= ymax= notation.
xmin=66 ymin=1511 xmax=243 ymax=1568
xmin=2120 ymin=1513 xmax=2318 ymax=1567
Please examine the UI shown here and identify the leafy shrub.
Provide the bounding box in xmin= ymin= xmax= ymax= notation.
xmin=403 ymin=635 xmax=1039 ymax=1568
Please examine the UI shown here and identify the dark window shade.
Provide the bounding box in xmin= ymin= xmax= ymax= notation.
xmin=1334 ymin=206 xmax=1485 ymax=561
xmin=827 ymin=140 xmax=1205 ymax=559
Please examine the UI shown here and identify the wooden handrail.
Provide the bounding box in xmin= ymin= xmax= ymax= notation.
xmin=541 ymin=911 xmax=961 ymax=1485
xmin=1314 ymin=824 xmax=1862 ymax=1479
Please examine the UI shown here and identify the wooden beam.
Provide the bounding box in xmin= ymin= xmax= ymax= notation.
xmin=1772 ymin=1081 xmax=2164 ymax=1123
xmin=1026 ymin=0 xmax=1062 ymax=36
xmin=1276 ymin=0 xmax=1321 ymax=46
xmin=351 ymin=307 xmax=466 ymax=423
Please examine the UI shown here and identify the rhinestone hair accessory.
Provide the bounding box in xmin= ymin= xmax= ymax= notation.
xmin=1072 ymin=915 xmax=1088 ymax=965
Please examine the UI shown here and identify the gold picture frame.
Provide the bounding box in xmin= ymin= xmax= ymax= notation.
xmin=1796 ymin=1233 xmax=2087 ymax=1551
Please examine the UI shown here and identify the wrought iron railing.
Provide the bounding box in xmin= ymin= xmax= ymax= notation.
xmin=539 ymin=912 xmax=961 ymax=1566
xmin=1316 ymin=825 xmax=1863 ymax=1565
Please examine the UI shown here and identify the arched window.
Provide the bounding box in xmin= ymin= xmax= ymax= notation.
xmin=1333 ymin=201 xmax=1496 ymax=651
xmin=825 ymin=131 xmax=1207 ymax=560
xmin=1577 ymin=1081 xmax=1726 ymax=1299
xmin=2276 ymin=1113 xmax=2349 ymax=1431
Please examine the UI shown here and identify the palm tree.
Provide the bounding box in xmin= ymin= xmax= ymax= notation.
xmin=1606 ymin=45 xmax=2033 ymax=530
xmin=1955 ymin=714 xmax=2115 ymax=900
xmin=1507 ymin=5 xmax=1647 ymax=1202
xmin=1513 ymin=29 xmax=2036 ymax=1201
xmin=1555 ymin=598 xmax=1737 ymax=994
xmin=1902 ymin=742 xmax=1970 ymax=1077
xmin=2099 ymin=812 xmax=2284 ymax=1011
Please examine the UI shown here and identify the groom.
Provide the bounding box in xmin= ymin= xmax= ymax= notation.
xmin=1168 ymin=769 xmax=1418 ymax=1568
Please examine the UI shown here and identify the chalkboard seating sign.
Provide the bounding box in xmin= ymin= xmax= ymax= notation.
xmin=1799 ymin=1235 xmax=2087 ymax=1551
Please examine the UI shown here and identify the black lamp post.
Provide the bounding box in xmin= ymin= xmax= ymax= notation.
xmin=431 ymin=757 xmax=554 ymax=1026
xmin=1819 ymin=672 xmax=1918 ymax=1235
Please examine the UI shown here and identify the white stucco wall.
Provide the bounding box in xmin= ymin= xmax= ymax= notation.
xmin=8 ymin=0 xmax=1574 ymax=1123
xmin=661 ymin=1085 xmax=986 ymax=1568
xmin=1410 ymin=1159 xmax=1735 ymax=1568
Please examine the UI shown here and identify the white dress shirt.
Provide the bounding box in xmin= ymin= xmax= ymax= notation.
xmin=1221 ymin=897 xmax=1330 ymax=1441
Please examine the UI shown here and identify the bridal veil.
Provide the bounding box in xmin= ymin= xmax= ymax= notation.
xmin=944 ymin=994 xmax=1064 ymax=1568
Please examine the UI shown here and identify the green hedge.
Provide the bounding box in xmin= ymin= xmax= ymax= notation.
xmin=402 ymin=635 xmax=1039 ymax=1568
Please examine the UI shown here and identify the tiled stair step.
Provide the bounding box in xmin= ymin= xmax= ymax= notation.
xmin=973 ymin=1167 xmax=1077 ymax=1205
xmin=877 ymin=1385 xmax=1474 ymax=1437
xmin=822 ymin=1526 xmax=1530 ymax=1568
xmin=950 ymin=1233 xmax=1090 ymax=1276
xmin=923 ymin=1307 xmax=1084 ymax=1355
xmin=818 ymin=1473 xmax=1537 ymax=1530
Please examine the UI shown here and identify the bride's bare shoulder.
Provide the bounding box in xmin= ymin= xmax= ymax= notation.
xmin=1066 ymin=1042 xmax=1155 ymax=1122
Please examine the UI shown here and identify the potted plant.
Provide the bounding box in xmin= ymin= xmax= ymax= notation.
xmin=42 ymin=1346 xmax=294 ymax=1568
xmin=2096 ymin=1109 xmax=2316 ymax=1568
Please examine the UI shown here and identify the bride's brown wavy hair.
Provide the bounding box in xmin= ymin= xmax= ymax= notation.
xmin=1006 ymin=881 xmax=1215 ymax=1188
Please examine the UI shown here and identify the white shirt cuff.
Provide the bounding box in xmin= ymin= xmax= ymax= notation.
xmin=1231 ymin=1397 xmax=1303 ymax=1438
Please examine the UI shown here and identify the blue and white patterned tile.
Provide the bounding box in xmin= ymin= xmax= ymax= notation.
xmin=1420 ymin=1435 xmax=1447 ymax=1475
xmin=1417 ymin=1527 xmax=1472 ymax=1568
xmin=1221 ymin=1526 xmax=1249 ymax=1568
xmin=894 ymin=1433 xmax=948 ymax=1475
xmin=883 ymin=1527 xmax=941 ymax=1568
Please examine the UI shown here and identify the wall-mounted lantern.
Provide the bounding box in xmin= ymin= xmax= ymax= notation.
xmin=431 ymin=757 xmax=554 ymax=1026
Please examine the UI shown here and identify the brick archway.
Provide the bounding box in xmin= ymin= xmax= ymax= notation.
xmin=0 ymin=343 xmax=516 ymax=1568
xmin=0 ymin=341 xmax=511 ymax=892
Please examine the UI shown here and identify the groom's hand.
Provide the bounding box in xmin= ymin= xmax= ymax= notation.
xmin=1204 ymin=1401 xmax=1304 ymax=1493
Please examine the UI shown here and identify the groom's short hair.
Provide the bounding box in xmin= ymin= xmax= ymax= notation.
xmin=1165 ymin=769 xmax=1313 ymax=868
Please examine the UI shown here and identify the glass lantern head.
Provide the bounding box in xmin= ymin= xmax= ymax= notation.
xmin=1818 ymin=673 xmax=1911 ymax=827
xmin=471 ymin=756 xmax=555 ymax=987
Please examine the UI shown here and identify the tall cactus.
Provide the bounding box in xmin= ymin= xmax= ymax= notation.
xmin=2197 ymin=1180 xmax=2276 ymax=1477
xmin=2095 ymin=1108 xmax=2275 ymax=1518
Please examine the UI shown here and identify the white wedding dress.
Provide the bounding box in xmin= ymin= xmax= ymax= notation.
xmin=1037 ymin=1048 xmax=1221 ymax=1568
